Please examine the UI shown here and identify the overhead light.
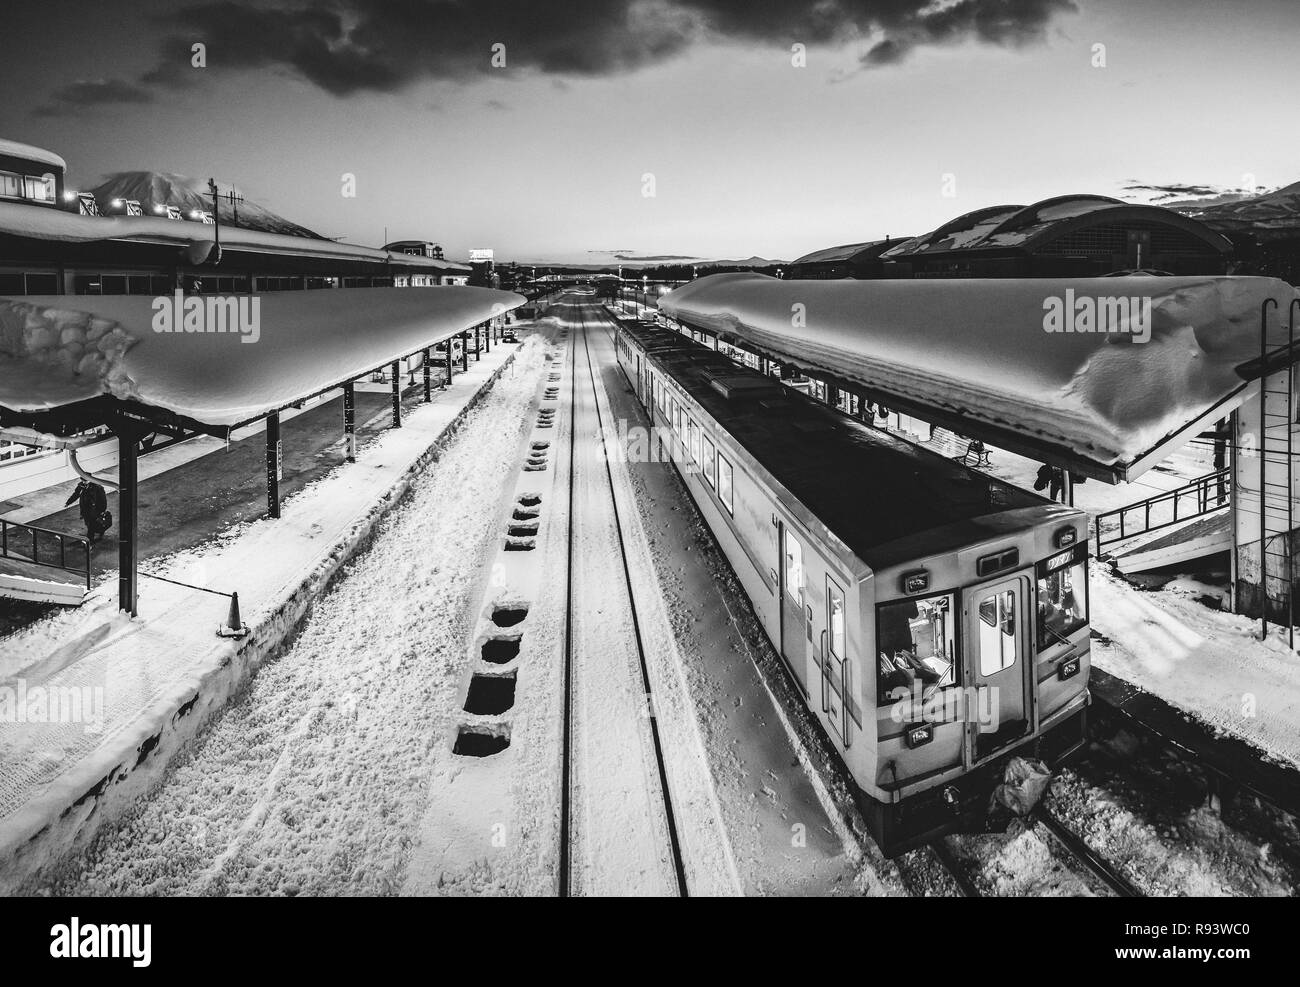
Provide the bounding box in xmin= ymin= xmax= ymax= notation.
xmin=62 ymin=190 xmax=76 ymax=201
xmin=111 ymin=198 xmax=123 ymax=207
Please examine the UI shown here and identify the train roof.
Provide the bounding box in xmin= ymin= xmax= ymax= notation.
xmin=621 ymin=322 xmax=1063 ymax=572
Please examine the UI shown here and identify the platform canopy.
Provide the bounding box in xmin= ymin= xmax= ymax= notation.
xmin=659 ymin=273 xmax=1299 ymax=482
xmin=0 ymin=287 xmax=523 ymax=436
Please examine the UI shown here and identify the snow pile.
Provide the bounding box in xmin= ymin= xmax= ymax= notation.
xmin=0 ymin=288 xmax=524 ymax=427
xmin=0 ymin=302 xmax=138 ymax=410
xmin=660 ymin=273 xmax=1298 ymax=473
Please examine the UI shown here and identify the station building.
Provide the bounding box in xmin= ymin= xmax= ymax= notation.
xmin=786 ymin=237 xmax=912 ymax=280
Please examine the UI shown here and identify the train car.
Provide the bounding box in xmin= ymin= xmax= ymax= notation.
xmin=613 ymin=320 xmax=1091 ymax=855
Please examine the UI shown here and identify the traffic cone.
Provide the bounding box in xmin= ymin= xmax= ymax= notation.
xmin=217 ymin=591 xmax=250 ymax=638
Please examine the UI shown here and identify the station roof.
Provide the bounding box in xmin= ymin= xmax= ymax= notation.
xmin=0 ymin=287 xmax=523 ymax=437
xmin=0 ymin=202 xmax=470 ymax=275
xmin=0 ymin=139 xmax=66 ymax=172
xmin=659 ymin=272 xmax=1299 ymax=482
xmin=789 ymin=238 xmax=910 ymax=267
xmin=884 ymin=195 xmax=1232 ymax=258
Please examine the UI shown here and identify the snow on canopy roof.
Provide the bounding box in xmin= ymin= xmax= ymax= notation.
xmin=0 ymin=139 xmax=66 ymax=172
xmin=0 ymin=287 xmax=523 ymax=431
xmin=659 ymin=272 xmax=1299 ymax=481
xmin=0 ymin=202 xmax=469 ymax=273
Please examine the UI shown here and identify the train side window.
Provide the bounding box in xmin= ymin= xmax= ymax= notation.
xmin=688 ymin=418 xmax=701 ymax=464
xmin=784 ymin=530 xmax=803 ymax=604
xmin=702 ymin=436 xmax=716 ymax=488
xmin=977 ymin=589 xmax=1018 ymax=674
xmin=717 ymin=454 xmax=734 ymax=515
xmin=877 ymin=594 xmax=957 ymax=707
xmin=827 ymin=576 xmax=846 ymax=660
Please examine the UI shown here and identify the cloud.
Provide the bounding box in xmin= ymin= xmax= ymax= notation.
xmin=37 ymin=78 xmax=155 ymax=116
xmin=123 ymin=0 xmax=1078 ymax=98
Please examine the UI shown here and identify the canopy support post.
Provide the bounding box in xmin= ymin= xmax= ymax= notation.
xmin=460 ymin=332 xmax=469 ymax=373
xmin=423 ymin=348 xmax=432 ymax=403
xmin=391 ymin=360 xmax=402 ymax=427
xmin=343 ymin=382 xmax=356 ymax=462
xmin=266 ymin=411 xmax=282 ymax=519
xmin=117 ymin=429 xmax=138 ymax=616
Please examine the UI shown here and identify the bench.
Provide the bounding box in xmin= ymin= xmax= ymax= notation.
xmin=953 ymin=441 xmax=991 ymax=468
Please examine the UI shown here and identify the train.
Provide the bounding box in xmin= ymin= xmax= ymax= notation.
xmin=613 ymin=318 xmax=1091 ymax=855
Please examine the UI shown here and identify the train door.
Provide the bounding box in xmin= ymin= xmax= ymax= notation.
xmin=778 ymin=522 xmax=810 ymax=692
xmin=822 ymin=574 xmax=850 ymax=746
xmin=964 ymin=574 xmax=1031 ymax=762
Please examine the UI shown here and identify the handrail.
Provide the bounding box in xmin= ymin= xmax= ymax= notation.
xmin=1095 ymin=467 xmax=1231 ymax=557
xmin=0 ymin=517 xmax=92 ymax=590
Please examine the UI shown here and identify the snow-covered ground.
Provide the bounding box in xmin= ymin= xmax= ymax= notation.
xmin=38 ymin=336 xmax=551 ymax=894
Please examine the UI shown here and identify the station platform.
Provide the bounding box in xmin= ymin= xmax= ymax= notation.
xmin=0 ymin=339 xmax=526 ymax=892
xmin=1089 ymin=666 xmax=1300 ymax=818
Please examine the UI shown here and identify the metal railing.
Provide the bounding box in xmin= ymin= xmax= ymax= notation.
xmin=1095 ymin=467 xmax=1232 ymax=558
xmin=0 ymin=518 xmax=92 ymax=590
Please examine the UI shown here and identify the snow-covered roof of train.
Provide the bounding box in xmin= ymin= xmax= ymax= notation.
xmin=0 ymin=202 xmax=470 ymax=273
xmin=0 ymin=139 xmax=66 ymax=171
xmin=658 ymin=272 xmax=1299 ymax=481
xmin=0 ymin=287 xmax=523 ymax=430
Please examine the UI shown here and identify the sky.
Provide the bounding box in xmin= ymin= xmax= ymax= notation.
xmin=1 ymin=0 xmax=1297 ymax=265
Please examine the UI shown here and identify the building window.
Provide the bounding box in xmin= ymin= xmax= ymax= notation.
xmin=0 ymin=172 xmax=20 ymax=198
xmin=24 ymin=173 xmax=55 ymax=202
xmin=717 ymin=454 xmax=734 ymax=515
xmin=25 ymin=272 xmax=58 ymax=294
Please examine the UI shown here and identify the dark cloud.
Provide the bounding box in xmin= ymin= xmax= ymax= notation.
xmin=70 ymin=0 xmax=1078 ymax=104
xmin=38 ymin=78 xmax=155 ymax=116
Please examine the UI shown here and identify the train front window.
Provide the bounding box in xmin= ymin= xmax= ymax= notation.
xmin=877 ymin=594 xmax=957 ymax=706
xmin=1037 ymin=555 xmax=1088 ymax=647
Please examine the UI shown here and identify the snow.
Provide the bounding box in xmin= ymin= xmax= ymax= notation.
xmin=0 ymin=338 xmax=525 ymax=891
xmin=659 ymin=272 xmax=1298 ymax=475
xmin=0 ymin=288 xmax=523 ymax=426
xmin=0 ymin=201 xmax=464 ymax=273
xmin=0 ymin=140 xmax=65 ymax=171
xmin=1089 ymin=567 xmax=1300 ymax=769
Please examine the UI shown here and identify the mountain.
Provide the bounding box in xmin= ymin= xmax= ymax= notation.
xmin=86 ymin=171 xmax=323 ymax=239
xmin=1173 ymin=181 xmax=1300 ymax=240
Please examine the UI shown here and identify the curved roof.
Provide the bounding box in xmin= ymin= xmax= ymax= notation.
xmin=659 ymin=272 xmax=1297 ymax=481
xmin=0 ymin=287 xmax=523 ymax=433
xmin=0 ymin=139 xmax=66 ymax=172
xmin=791 ymin=238 xmax=907 ymax=266
xmin=0 ymin=202 xmax=470 ymax=273
xmin=886 ymin=195 xmax=1232 ymax=257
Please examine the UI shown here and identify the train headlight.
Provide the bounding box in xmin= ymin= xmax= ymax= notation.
xmin=1055 ymin=526 xmax=1078 ymax=549
xmin=1058 ymin=655 xmax=1081 ymax=680
xmin=900 ymin=570 xmax=929 ymax=594
xmin=905 ymin=723 xmax=934 ymax=748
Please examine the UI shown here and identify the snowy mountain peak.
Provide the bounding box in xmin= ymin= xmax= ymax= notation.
xmin=86 ymin=171 xmax=322 ymax=239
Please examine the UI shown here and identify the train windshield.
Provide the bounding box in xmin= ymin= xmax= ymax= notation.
xmin=877 ymin=593 xmax=957 ymax=707
xmin=1036 ymin=550 xmax=1088 ymax=647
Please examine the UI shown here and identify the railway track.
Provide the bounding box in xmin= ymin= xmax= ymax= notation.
xmin=558 ymin=295 xmax=689 ymax=897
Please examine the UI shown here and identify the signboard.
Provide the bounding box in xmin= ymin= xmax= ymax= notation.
xmin=469 ymin=249 xmax=494 ymax=263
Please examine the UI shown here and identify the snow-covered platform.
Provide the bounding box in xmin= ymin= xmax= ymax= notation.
xmin=0 ymin=339 xmax=524 ymax=892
